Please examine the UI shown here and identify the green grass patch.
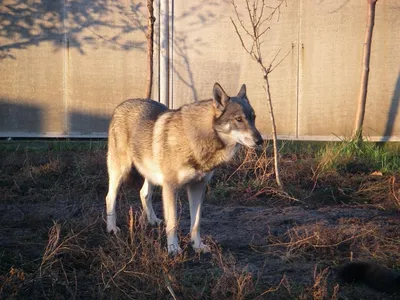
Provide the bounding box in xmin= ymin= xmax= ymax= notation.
xmin=314 ymin=139 xmax=400 ymax=174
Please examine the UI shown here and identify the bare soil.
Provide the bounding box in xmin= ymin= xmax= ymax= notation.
xmin=0 ymin=143 xmax=399 ymax=299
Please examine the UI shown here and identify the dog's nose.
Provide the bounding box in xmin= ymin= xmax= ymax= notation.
xmin=255 ymin=138 xmax=263 ymax=146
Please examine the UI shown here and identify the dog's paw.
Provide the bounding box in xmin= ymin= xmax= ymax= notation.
xmin=192 ymin=241 xmax=211 ymax=253
xmin=148 ymin=216 xmax=163 ymax=226
xmin=167 ymin=244 xmax=183 ymax=256
xmin=107 ymin=214 xmax=120 ymax=234
xmin=107 ymin=224 xmax=121 ymax=234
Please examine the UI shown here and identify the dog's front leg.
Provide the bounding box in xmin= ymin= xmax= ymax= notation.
xmin=140 ymin=179 xmax=162 ymax=226
xmin=187 ymin=180 xmax=211 ymax=253
xmin=162 ymin=183 xmax=182 ymax=255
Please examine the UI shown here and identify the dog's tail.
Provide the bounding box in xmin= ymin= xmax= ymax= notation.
xmin=338 ymin=261 xmax=400 ymax=294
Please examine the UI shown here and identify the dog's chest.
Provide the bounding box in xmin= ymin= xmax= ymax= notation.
xmin=177 ymin=167 xmax=207 ymax=185
xmin=225 ymin=144 xmax=240 ymax=161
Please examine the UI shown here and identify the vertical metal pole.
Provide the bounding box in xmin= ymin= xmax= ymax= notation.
xmin=169 ymin=0 xmax=174 ymax=108
xmin=62 ymin=0 xmax=69 ymax=136
xmin=153 ymin=0 xmax=160 ymax=103
xmin=160 ymin=0 xmax=169 ymax=107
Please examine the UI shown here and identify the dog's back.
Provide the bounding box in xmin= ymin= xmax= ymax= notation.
xmin=109 ymin=99 xmax=167 ymax=159
xmin=109 ymin=98 xmax=239 ymax=187
xmin=107 ymin=99 xmax=168 ymax=183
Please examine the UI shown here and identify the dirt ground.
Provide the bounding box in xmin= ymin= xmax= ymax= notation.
xmin=0 ymin=143 xmax=399 ymax=299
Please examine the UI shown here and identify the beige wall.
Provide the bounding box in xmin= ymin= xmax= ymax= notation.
xmin=171 ymin=0 xmax=298 ymax=137
xmin=65 ymin=0 xmax=149 ymax=136
xmin=364 ymin=1 xmax=400 ymax=140
xmin=297 ymin=0 xmax=400 ymax=141
xmin=298 ymin=0 xmax=365 ymax=138
xmin=172 ymin=0 xmax=400 ymax=141
xmin=0 ymin=0 xmax=65 ymax=135
xmin=0 ymin=0 xmax=399 ymax=141
xmin=0 ymin=0 xmax=149 ymax=137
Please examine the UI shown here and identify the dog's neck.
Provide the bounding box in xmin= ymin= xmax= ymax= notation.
xmin=181 ymin=101 xmax=240 ymax=172
xmin=215 ymin=130 xmax=238 ymax=148
xmin=195 ymin=139 xmax=238 ymax=173
xmin=195 ymin=126 xmax=240 ymax=172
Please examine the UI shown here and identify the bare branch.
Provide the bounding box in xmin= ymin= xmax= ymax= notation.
xmin=256 ymin=26 xmax=270 ymax=40
xmin=255 ymin=0 xmax=266 ymax=28
xmin=269 ymin=48 xmax=282 ymax=69
xmin=269 ymin=49 xmax=291 ymax=73
xmin=264 ymin=0 xmax=286 ymax=22
xmin=230 ymin=18 xmax=254 ymax=58
xmin=231 ymin=0 xmax=253 ymax=39
xmin=245 ymin=0 xmax=254 ymax=27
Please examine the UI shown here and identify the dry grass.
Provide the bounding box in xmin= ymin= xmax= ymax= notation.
xmin=299 ymin=266 xmax=339 ymax=300
xmin=209 ymin=140 xmax=400 ymax=210
xmin=0 ymin=208 xmax=259 ymax=299
xmin=1 ymin=140 xmax=400 ymax=299
xmin=255 ymin=217 xmax=400 ymax=266
xmin=211 ymin=245 xmax=254 ymax=300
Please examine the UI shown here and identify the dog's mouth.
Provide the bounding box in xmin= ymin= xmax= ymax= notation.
xmin=238 ymin=137 xmax=260 ymax=148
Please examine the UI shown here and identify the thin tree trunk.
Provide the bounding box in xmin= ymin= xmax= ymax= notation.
xmin=230 ymin=0 xmax=285 ymax=188
xmin=145 ymin=0 xmax=155 ymax=99
xmin=353 ymin=0 xmax=378 ymax=140
xmin=263 ymin=69 xmax=283 ymax=188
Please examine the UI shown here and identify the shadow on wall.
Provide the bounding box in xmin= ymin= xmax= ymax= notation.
xmin=1 ymin=0 xmax=221 ymax=101
xmin=0 ymin=99 xmax=112 ymax=137
xmin=68 ymin=111 xmax=110 ymax=136
xmin=381 ymin=72 xmax=400 ymax=141
xmin=0 ymin=0 xmax=147 ymax=60
xmin=0 ymin=99 xmax=43 ymax=134
xmin=129 ymin=1 xmax=224 ymax=104
xmin=170 ymin=2 xmax=222 ymax=103
xmin=0 ymin=1 xmax=227 ymax=136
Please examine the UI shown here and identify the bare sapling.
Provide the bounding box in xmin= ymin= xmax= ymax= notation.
xmin=353 ymin=0 xmax=378 ymax=141
xmin=145 ymin=0 xmax=155 ymax=99
xmin=231 ymin=0 xmax=288 ymax=188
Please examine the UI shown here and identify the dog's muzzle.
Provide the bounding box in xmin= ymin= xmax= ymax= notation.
xmin=255 ymin=137 xmax=263 ymax=146
xmin=253 ymin=130 xmax=263 ymax=146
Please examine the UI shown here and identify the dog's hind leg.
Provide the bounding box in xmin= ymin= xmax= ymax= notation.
xmin=187 ymin=180 xmax=210 ymax=253
xmin=140 ymin=179 xmax=162 ymax=225
xmin=106 ymin=170 xmax=122 ymax=233
xmin=105 ymin=155 xmax=129 ymax=234
xmin=162 ymin=183 xmax=182 ymax=254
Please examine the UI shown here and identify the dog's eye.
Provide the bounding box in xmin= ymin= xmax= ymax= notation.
xmin=235 ymin=117 xmax=243 ymax=122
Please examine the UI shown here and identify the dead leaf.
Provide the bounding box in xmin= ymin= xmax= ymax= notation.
xmin=370 ymin=171 xmax=383 ymax=176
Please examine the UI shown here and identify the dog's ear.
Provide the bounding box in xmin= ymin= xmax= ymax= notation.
xmin=237 ymin=84 xmax=246 ymax=98
xmin=213 ymin=82 xmax=230 ymax=112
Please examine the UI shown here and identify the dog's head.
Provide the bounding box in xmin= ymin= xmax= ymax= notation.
xmin=212 ymin=82 xmax=263 ymax=148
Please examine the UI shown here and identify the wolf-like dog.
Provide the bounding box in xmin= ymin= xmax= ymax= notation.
xmin=106 ymin=83 xmax=263 ymax=254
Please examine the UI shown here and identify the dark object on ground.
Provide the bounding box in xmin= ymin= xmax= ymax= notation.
xmin=339 ymin=261 xmax=400 ymax=294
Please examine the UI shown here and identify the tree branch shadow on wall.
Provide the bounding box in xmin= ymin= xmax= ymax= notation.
xmin=1 ymin=0 xmax=223 ymax=102
xmin=172 ymin=35 xmax=199 ymax=102
xmin=381 ymin=72 xmax=400 ymax=142
xmin=0 ymin=0 xmax=147 ymax=60
xmin=0 ymin=1 xmax=227 ymax=137
xmin=131 ymin=1 xmax=223 ymax=104
xmin=170 ymin=2 xmax=221 ymax=103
